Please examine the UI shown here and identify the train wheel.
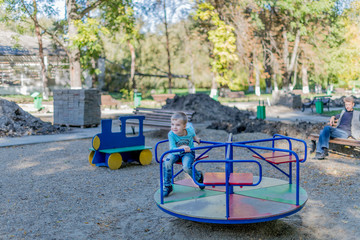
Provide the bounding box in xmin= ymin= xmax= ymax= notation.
xmin=88 ymin=151 xmax=95 ymax=166
xmin=139 ymin=149 xmax=152 ymax=165
xmin=107 ymin=153 xmax=123 ymax=170
xmin=92 ymin=135 xmax=100 ymax=150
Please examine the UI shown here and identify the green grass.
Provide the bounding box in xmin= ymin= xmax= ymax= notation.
xmin=152 ymin=88 xmax=210 ymax=96
xmin=321 ymin=108 xmax=360 ymax=117
xmin=108 ymin=88 xmax=276 ymax=102
xmin=321 ymin=110 xmax=341 ymax=117
xmin=0 ymin=94 xmax=54 ymax=103
xmin=218 ymin=94 xmax=273 ymax=104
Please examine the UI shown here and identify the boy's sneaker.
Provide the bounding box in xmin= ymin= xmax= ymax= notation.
xmin=198 ymin=173 xmax=205 ymax=190
xmin=322 ymin=147 xmax=329 ymax=156
xmin=163 ymin=185 xmax=173 ymax=197
xmin=315 ymin=152 xmax=326 ymax=160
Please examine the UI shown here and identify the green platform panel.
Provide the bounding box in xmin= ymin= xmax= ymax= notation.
xmin=157 ymin=194 xmax=228 ymax=220
xmin=237 ymin=176 xmax=288 ymax=191
xmin=155 ymin=177 xmax=308 ymax=223
xmin=235 ymin=184 xmax=308 ymax=205
xmin=154 ymin=184 xmax=224 ymax=204
xmin=156 ymin=193 xmax=302 ymax=221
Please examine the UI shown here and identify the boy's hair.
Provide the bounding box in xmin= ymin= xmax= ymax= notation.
xmin=344 ymin=96 xmax=354 ymax=103
xmin=171 ymin=112 xmax=187 ymax=125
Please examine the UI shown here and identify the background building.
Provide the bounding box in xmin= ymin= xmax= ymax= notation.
xmin=0 ymin=31 xmax=69 ymax=95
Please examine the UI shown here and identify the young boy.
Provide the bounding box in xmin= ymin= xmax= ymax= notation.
xmin=163 ymin=112 xmax=204 ymax=197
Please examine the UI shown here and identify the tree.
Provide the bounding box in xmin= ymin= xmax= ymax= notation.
xmin=102 ymin=2 xmax=140 ymax=91
xmin=325 ymin=1 xmax=360 ymax=87
xmin=249 ymin=0 xmax=337 ymax=91
xmin=4 ymin=0 xmax=134 ymax=89
xmin=3 ymin=0 xmax=58 ymax=99
xmin=138 ymin=0 xmax=193 ymax=93
xmin=195 ymin=2 xmax=238 ymax=95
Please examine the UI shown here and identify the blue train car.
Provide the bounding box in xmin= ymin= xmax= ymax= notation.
xmin=89 ymin=115 xmax=152 ymax=169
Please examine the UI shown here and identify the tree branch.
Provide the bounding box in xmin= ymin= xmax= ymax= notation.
xmin=135 ymin=72 xmax=189 ymax=79
xmin=19 ymin=0 xmax=69 ymax=56
xmin=79 ymin=0 xmax=106 ymax=18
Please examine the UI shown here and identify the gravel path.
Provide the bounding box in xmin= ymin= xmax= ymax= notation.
xmin=0 ymin=126 xmax=359 ymax=239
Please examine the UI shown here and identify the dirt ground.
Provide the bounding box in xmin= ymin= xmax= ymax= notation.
xmin=1 ymin=93 xmax=359 ymax=239
xmin=0 ymin=125 xmax=359 ymax=240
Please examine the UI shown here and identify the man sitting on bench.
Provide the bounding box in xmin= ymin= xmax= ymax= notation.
xmin=315 ymin=96 xmax=360 ymax=160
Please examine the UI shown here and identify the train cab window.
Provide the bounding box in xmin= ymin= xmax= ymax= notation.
xmin=126 ymin=119 xmax=139 ymax=138
xmin=111 ymin=119 xmax=121 ymax=133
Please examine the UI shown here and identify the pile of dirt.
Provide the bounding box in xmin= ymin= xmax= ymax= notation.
xmin=0 ymin=98 xmax=67 ymax=137
xmin=163 ymin=93 xmax=253 ymax=122
xmin=207 ymin=119 xmax=325 ymax=139
xmin=163 ymin=93 xmax=325 ymax=139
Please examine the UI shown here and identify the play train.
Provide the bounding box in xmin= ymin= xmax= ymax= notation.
xmin=89 ymin=115 xmax=152 ymax=169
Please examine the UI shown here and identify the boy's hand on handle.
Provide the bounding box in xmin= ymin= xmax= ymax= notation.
xmin=182 ymin=146 xmax=191 ymax=152
xmin=194 ymin=136 xmax=201 ymax=144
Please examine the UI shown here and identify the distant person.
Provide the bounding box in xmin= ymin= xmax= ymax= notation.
xmin=163 ymin=112 xmax=204 ymax=197
xmin=315 ymin=96 xmax=360 ymax=160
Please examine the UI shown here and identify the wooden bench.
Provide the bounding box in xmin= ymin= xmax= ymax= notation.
xmin=151 ymin=94 xmax=176 ymax=103
xmin=320 ymin=97 xmax=331 ymax=111
xmin=127 ymin=108 xmax=195 ymax=133
xmin=226 ymin=91 xmax=245 ymax=98
xmin=302 ymin=97 xmax=331 ymax=112
xmin=308 ymin=133 xmax=360 ymax=153
xmin=292 ymin=89 xmax=303 ymax=95
xmin=302 ymin=98 xmax=315 ymax=112
xmin=101 ymin=95 xmax=121 ymax=109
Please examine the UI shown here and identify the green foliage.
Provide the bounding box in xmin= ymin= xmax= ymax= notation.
xmin=2 ymin=0 xmax=360 ymax=94
xmin=103 ymin=15 xmax=213 ymax=92
xmin=194 ymin=3 xmax=238 ymax=87
xmin=317 ymin=1 xmax=360 ymax=87
xmin=118 ymin=89 xmax=134 ymax=101
xmin=102 ymin=2 xmax=139 ymax=39
xmin=72 ymin=18 xmax=110 ymax=73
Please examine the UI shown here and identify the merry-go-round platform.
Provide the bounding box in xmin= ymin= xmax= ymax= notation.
xmin=154 ymin=176 xmax=307 ymax=224
xmin=154 ymin=134 xmax=308 ymax=224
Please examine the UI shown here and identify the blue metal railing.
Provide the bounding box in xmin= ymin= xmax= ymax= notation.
xmin=157 ymin=134 xmax=307 ymax=207
xmin=193 ymin=159 xmax=262 ymax=218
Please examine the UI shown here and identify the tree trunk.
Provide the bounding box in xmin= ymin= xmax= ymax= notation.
xmin=163 ymin=0 xmax=172 ymax=93
xmin=188 ymin=53 xmax=195 ymax=94
xmin=302 ymin=64 xmax=309 ymax=94
xmin=290 ymin=55 xmax=298 ymax=91
xmin=248 ymin=53 xmax=254 ymax=92
xmin=253 ymin=50 xmax=261 ymax=96
xmin=82 ymin=69 xmax=92 ymax=88
xmin=187 ymin=76 xmax=195 ymax=94
xmin=91 ymin=58 xmax=96 ymax=86
xmin=210 ymin=71 xmax=218 ymax=98
xmin=273 ymin=71 xmax=278 ymax=92
xmin=282 ymin=30 xmax=301 ymax=89
xmin=127 ymin=40 xmax=136 ymax=90
xmin=97 ymin=58 xmax=105 ymax=90
xmin=33 ymin=0 xmax=49 ymax=100
xmin=67 ymin=0 xmax=82 ymax=89
xmin=248 ymin=64 xmax=254 ymax=92
xmin=264 ymin=57 xmax=272 ymax=94
xmin=273 ymin=59 xmax=279 ymax=92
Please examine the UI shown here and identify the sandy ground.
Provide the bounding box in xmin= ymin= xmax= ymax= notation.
xmin=0 ymin=126 xmax=359 ymax=240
